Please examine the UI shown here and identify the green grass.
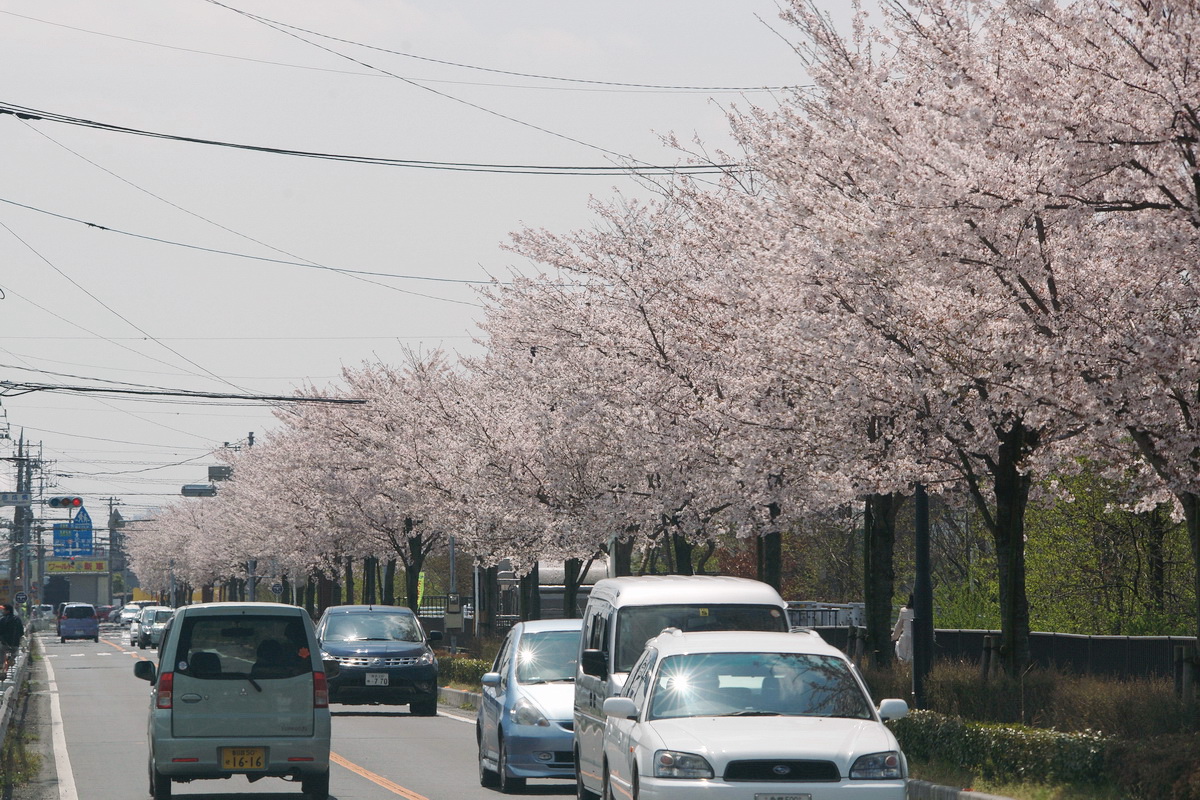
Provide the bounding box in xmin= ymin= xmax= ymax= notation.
xmin=909 ymin=758 xmax=1126 ymax=800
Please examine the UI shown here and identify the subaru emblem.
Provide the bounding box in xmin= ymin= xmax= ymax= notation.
xmin=772 ymin=764 xmax=791 ymax=776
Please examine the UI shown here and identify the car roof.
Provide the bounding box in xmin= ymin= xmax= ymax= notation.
xmin=319 ymin=605 xmax=417 ymax=616
xmin=511 ymin=618 xmax=584 ymax=635
xmin=64 ymin=602 xmax=95 ymax=607
xmin=171 ymin=602 xmax=309 ymax=618
xmin=644 ymin=629 xmax=844 ymax=659
xmin=587 ymin=575 xmax=786 ymax=608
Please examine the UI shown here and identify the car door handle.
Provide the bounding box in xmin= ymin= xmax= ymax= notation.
xmin=180 ymin=693 xmax=203 ymax=703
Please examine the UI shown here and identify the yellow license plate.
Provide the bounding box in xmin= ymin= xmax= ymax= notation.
xmin=221 ymin=747 xmax=266 ymax=771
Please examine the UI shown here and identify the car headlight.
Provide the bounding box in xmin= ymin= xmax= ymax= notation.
xmin=653 ymin=749 xmax=713 ymax=779
xmin=416 ymin=650 xmax=435 ymax=666
xmin=511 ymin=697 xmax=550 ymax=727
xmin=319 ymin=651 xmax=336 ymax=662
xmin=849 ymin=751 xmax=903 ymax=780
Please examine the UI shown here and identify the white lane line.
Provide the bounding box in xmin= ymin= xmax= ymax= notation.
xmin=43 ymin=653 xmax=80 ymax=800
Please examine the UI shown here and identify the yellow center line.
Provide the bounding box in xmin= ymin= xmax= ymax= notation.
xmin=331 ymin=752 xmax=430 ymax=800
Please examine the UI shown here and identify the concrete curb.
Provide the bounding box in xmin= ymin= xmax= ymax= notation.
xmin=436 ymin=686 xmax=1014 ymax=800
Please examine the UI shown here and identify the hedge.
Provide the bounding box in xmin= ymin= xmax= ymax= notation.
xmin=437 ymin=656 xmax=491 ymax=687
xmin=889 ymin=710 xmax=1110 ymax=785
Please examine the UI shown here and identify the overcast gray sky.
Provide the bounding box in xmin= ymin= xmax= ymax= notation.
xmin=0 ymin=0 xmax=865 ymax=517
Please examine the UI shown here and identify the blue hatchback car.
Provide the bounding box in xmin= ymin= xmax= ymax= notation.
xmin=477 ymin=618 xmax=583 ymax=793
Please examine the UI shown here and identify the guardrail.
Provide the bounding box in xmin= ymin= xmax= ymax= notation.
xmin=0 ymin=637 xmax=32 ymax=751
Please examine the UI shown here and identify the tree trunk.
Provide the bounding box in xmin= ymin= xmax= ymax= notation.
xmin=1182 ymin=491 xmax=1200 ymax=643
xmin=364 ymin=557 xmax=378 ymax=605
xmin=343 ymin=561 xmax=355 ymax=604
xmin=757 ymin=528 xmax=783 ymax=592
xmin=610 ymin=536 xmax=634 ymax=577
xmin=863 ymin=493 xmax=901 ymax=669
xmin=383 ymin=559 xmax=396 ymax=606
xmin=520 ymin=562 xmax=541 ymax=621
xmin=403 ymin=527 xmax=429 ymax=614
xmin=991 ymin=422 xmax=1036 ymax=675
xmin=563 ymin=558 xmax=583 ymax=618
xmin=672 ymin=533 xmax=694 ymax=575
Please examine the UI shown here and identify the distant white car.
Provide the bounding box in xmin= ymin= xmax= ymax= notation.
xmin=597 ymin=628 xmax=910 ymax=800
xmin=134 ymin=606 xmax=173 ymax=649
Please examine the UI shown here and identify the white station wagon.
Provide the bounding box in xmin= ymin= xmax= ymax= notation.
xmin=600 ymin=628 xmax=909 ymax=800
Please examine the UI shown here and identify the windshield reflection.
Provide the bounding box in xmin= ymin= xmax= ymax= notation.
xmin=648 ymin=652 xmax=872 ymax=721
xmin=516 ymin=630 xmax=579 ymax=684
xmin=323 ymin=614 xmax=423 ymax=643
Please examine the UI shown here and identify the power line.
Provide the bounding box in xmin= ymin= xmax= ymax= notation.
xmin=0 ymin=100 xmax=741 ymax=177
xmin=0 ymin=381 xmax=367 ymax=404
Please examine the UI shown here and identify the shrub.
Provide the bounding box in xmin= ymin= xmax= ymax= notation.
xmin=437 ymin=655 xmax=491 ymax=687
xmin=889 ymin=710 xmax=1110 ymax=785
xmin=1106 ymin=735 xmax=1200 ymax=800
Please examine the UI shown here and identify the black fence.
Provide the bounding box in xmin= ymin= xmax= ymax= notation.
xmin=814 ymin=626 xmax=1198 ymax=679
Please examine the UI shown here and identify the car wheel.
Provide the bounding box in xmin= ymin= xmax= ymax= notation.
xmin=138 ymin=636 xmax=146 ymax=649
xmin=497 ymin=734 xmax=526 ymax=794
xmin=150 ymin=765 xmax=171 ymax=799
xmin=59 ymin=637 xmax=65 ymax=644
xmin=631 ymin=770 xmax=640 ymax=800
xmin=93 ymin=636 xmax=100 ymax=643
xmin=411 ymin=695 xmax=438 ymax=717
xmin=575 ymin=746 xmax=599 ymax=800
xmin=478 ymin=727 xmax=499 ymax=788
xmin=301 ymin=768 xmax=329 ymax=800
xmin=602 ymin=764 xmax=613 ymax=800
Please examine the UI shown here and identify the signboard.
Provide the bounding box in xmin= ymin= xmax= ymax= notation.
xmin=13 ymin=592 xmax=27 ymax=604
xmin=53 ymin=506 xmax=94 ymax=557
xmin=0 ymin=491 xmax=31 ymax=507
xmin=46 ymin=559 xmax=108 ymax=574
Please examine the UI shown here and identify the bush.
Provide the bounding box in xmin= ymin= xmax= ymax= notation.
xmin=889 ymin=710 xmax=1110 ymax=785
xmin=1106 ymin=735 xmax=1200 ymax=800
xmin=437 ymin=655 xmax=491 ymax=687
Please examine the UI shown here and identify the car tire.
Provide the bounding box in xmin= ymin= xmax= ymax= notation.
xmin=138 ymin=635 xmax=146 ymax=649
xmin=150 ymin=765 xmax=171 ymax=799
xmin=602 ymin=764 xmax=614 ymax=800
xmin=301 ymin=768 xmax=329 ymax=800
xmin=478 ymin=728 xmax=499 ymax=788
xmin=59 ymin=637 xmax=65 ymax=644
xmin=497 ymin=734 xmax=526 ymax=794
xmin=411 ymin=695 xmax=438 ymax=717
xmin=93 ymin=636 xmax=100 ymax=643
xmin=575 ymin=746 xmax=599 ymax=800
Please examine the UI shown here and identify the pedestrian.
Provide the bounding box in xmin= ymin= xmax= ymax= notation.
xmin=891 ymin=595 xmax=914 ymax=664
xmin=0 ymin=603 xmax=25 ymax=675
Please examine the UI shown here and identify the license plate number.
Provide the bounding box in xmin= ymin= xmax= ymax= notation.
xmin=365 ymin=672 xmax=389 ymax=686
xmin=755 ymin=795 xmax=811 ymax=800
xmin=221 ymin=747 xmax=266 ymax=771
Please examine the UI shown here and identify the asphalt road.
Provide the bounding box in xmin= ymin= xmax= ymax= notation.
xmin=18 ymin=625 xmax=574 ymax=800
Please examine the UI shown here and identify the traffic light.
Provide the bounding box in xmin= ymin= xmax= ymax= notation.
xmin=48 ymin=496 xmax=83 ymax=509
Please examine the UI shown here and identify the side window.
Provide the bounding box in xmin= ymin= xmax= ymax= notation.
xmin=492 ymin=632 xmax=511 ymax=672
xmin=623 ymin=647 xmax=656 ymax=707
xmin=586 ymin=608 xmax=610 ymax=654
xmin=496 ymin=634 xmax=515 ymax=689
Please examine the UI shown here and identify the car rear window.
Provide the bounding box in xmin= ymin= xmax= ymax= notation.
xmin=65 ymin=606 xmax=96 ymax=619
xmin=153 ymin=610 xmax=174 ymax=624
xmin=174 ymin=614 xmax=312 ymax=680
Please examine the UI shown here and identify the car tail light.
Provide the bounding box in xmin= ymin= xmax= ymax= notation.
xmin=156 ymin=672 xmax=174 ymax=709
xmin=313 ymin=672 xmax=329 ymax=708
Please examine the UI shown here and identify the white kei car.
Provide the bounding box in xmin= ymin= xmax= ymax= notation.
xmin=598 ymin=628 xmax=909 ymax=800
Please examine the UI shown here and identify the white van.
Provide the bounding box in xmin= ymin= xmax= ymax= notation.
xmin=573 ymin=575 xmax=789 ymax=799
xmin=134 ymin=602 xmax=331 ymax=799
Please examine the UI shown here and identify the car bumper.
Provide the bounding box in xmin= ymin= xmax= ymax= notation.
xmin=502 ymin=723 xmax=575 ymax=778
xmin=636 ymin=777 xmax=907 ymax=800
xmin=327 ymin=664 xmax=438 ymax=704
xmin=151 ymin=719 xmax=330 ymax=779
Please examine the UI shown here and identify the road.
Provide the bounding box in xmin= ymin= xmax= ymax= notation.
xmin=24 ymin=625 xmax=574 ymax=800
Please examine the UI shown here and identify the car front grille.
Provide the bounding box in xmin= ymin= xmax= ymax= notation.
xmin=723 ymin=759 xmax=841 ymax=782
xmin=332 ymin=656 xmax=425 ymax=668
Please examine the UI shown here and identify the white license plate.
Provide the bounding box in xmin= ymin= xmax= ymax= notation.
xmin=365 ymin=672 xmax=389 ymax=686
xmin=755 ymin=795 xmax=811 ymax=800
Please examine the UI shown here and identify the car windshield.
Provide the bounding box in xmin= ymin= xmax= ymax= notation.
xmin=323 ymin=613 xmax=422 ymax=643
xmin=515 ymin=630 xmax=579 ymax=684
xmin=614 ymin=605 xmax=788 ymax=673
xmin=648 ymin=652 xmax=873 ymax=721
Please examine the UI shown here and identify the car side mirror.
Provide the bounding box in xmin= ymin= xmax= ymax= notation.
xmin=602 ymin=697 xmax=638 ymax=720
xmin=878 ymin=698 xmax=909 ymax=721
xmin=481 ymin=672 xmax=501 ymax=688
xmin=580 ymin=648 xmax=608 ymax=679
xmin=322 ymin=659 xmax=341 ymax=679
xmin=134 ymin=660 xmax=157 ymax=683
xmin=427 ymin=630 xmax=443 ymax=642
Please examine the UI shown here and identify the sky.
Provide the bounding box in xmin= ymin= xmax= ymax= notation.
xmin=0 ymin=0 xmax=867 ymax=522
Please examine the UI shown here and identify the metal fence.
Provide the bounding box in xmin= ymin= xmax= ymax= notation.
xmin=813 ymin=626 xmax=1198 ymax=679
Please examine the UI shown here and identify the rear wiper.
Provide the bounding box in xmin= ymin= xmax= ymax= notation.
xmin=244 ymin=675 xmax=262 ymax=692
